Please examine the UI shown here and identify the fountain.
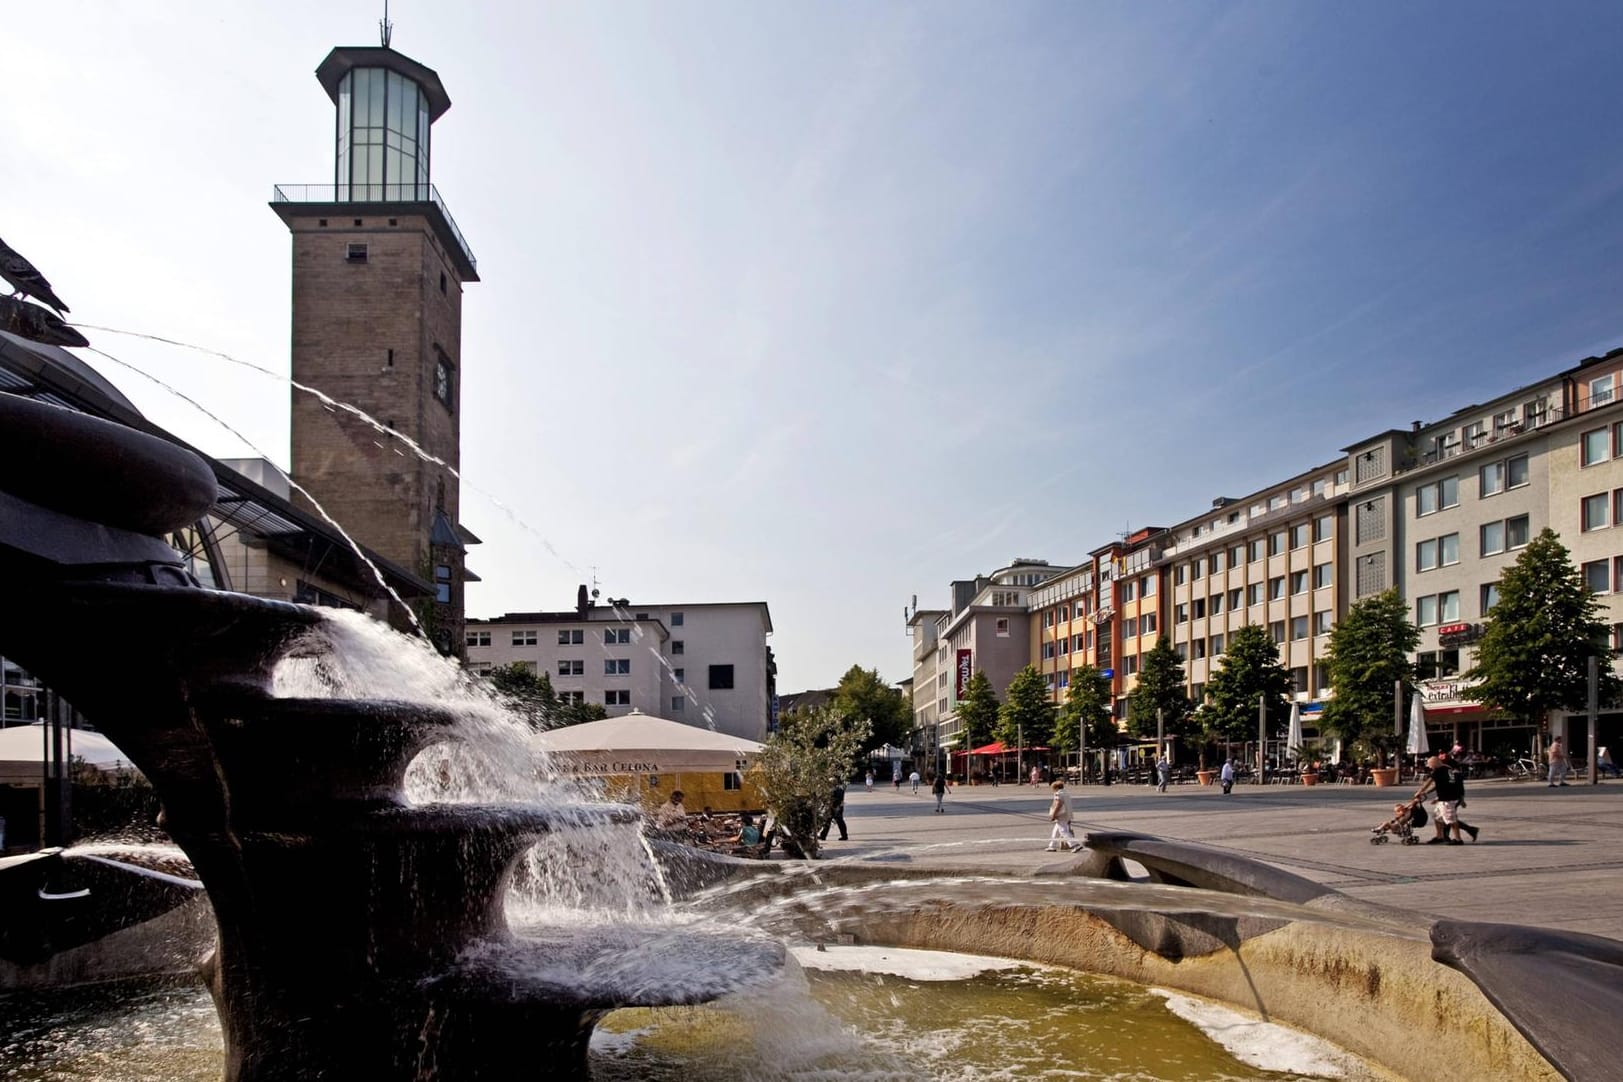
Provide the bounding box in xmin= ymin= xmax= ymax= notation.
xmin=5 ymin=386 xmax=1623 ymax=1082
xmin=0 ymin=391 xmax=779 ymax=1080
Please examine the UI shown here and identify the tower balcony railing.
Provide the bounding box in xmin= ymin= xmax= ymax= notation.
xmin=273 ymin=183 xmax=476 ymax=272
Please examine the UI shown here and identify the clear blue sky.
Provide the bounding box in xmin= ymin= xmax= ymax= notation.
xmin=6 ymin=2 xmax=1623 ymax=692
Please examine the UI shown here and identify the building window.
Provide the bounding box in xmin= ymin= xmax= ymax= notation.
xmin=1248 ymin=539 xmax=1265 ymax=563
xmin=673 ymin=667 xmax=684 ymax=683
xmin=1269 ymin=621 xmax=1286 ymax=644
xmin=1291 ymin=616 xmax=1309 ymax=641
xmin=1481 ymin=583 xmax=1500 ymax=612
xmin=1175 ymin=603 xmax=1188 ymax=624
xmin=1290 ymin=524 xmax=1309 ymax=549
xmin=1290 ymin=571 xmax=1308 ymax=595
xmin=1481 ymin=520 xmax=1505 ymax=556
xmin=1229 ymin=588 xmax=1243 ymax=610
xmin=602 ymin=628 xmax=629 ymax=644
xmin=1480 ymin=461 xmax=1505 ymax=498
xmin=1291 ymin=667 xmax=1309 ymax=694
xmin=1269 ymin=531 xmax=1287 ymax=557
xmin=466 ymin=630 xmax=490 ymax=647
xmin=1269 ymin=576 xmax=1285 ymax=600
xmin=433 ymin=351 xmax=453 ymax=409
xmin=1175 ymin=642 xmax=1188 ymax=661
xmin=1210 ymin=633 xmax=1224 ymax=655
xmin=1582 ymin=493 xmax=1610 ymax=532
xmin=1247 ymin=583 xmax=1264 ymax=607
xmin=512 ymin=630 xmax=537 ymax=647
xmin=1209 ymin=593 xmax=1223 ymax=615
xmin=672 ymin=697 xmax=685 ymax=713
xmin=434 ymin=564 xmax=452 ymax=604
xmin=1122 ymin=579 xmax=1137 ymax=602
xmin=995 ymin=617 xmax=1011 ymax=637
xmin=1191 ymin=639 xmax=1207 ymax=660
xmin=1124 ymin=654 xmax=1140 ymax=675
xmin=1506 ymin=515 xmax=1530 ymax=549
xmin=1417 ymin=650 xmax=1461 ymax=679
xmin=1590 ymin=374 xmax=1614 ymax=407
xmin=1313 ymin=562 xmax=1333 ymax=589
xmin=604 ymin=690 xmax=630 ymax=706
xmin=1124 ymin=617 xmax=1139 ymax=638
xmin=1584 ymin=560 xmax=1611 ymax=594
xmin=1314 ymin=514 xmax=1334 ymax=543
xmin=1416 ymin=533 xmax=1459 ymax=571
xmin=670 ymin=611 xmax=684 ymax=627
xmin=1142 ymin=575 xmax=1157 ymax=596
xmin=1583 ymin=428 xmax=1610 ymax=467
xmin=557 ymin=629 xmax=583 ymax=645
xmin=1174 ymin=565 xmax=1188 ymax=586
xmin=709 ymin=664 xmax=735 ymax=690
xmin=1191 ymin=599 xmax=1206 ymax=619
xmin=1417 ymin=595 xmax=1437 ymax=627
xmin=346 ymin=242 xmax=368 ymax=262
xmin=1416 ymin=477 xmax=1459 ymax=516
xmin=1229 ymin=545 xmax=1245 ymax=567
xmin=1315 ymin=611 xmax=1333 ymax=636
xmin=672 ymin=640 xmax=684 ymax=655
xmin=1416 ymin=591 xmax=1460 ymax=627
xmin=604 ymin=658 xmax=630 ymax=675
xmin=558 ymin=659 xmax=584 ymax=676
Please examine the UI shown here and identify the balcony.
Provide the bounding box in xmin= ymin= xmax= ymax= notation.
xmin=271 ymin=183 xmax=478 ymax=279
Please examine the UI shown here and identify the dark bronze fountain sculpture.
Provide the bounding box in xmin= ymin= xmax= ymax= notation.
xmin=0 ymin=391 xmax=775 ymax=1080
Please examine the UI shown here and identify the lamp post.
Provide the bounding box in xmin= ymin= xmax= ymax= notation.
xmin=1256 ymin=693 xmax=1266 ymax=785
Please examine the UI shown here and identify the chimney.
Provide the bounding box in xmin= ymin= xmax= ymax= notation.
xmin=576 ymin=584 xmax=589 ymax=616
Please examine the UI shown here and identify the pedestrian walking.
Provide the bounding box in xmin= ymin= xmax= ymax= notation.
xmin=1156 ymin=755 xmax=1171 ymax=794
xmin=864 ymin=770 xmax=874 ymax=793
xmin=1220 ymin=758 xmax=1235 ymax=795
xmin=1547 ymin=737 xmax=1571 ymax=787
xmin=910 ymin=770 xmax=921 ymax=794
xmin=818 ymin=779 xmax=848 ymax=841
xmin=1045 ymin=780 xmax=1081 ymax=852
xmin=931 ymin=772 xmax=947 ymax=812
xmin=1414 ymin=753 xmax=1479 ymax=844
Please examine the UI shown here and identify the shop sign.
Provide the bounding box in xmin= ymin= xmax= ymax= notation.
xmin=955 ymin=649 xmax=973 ymax=702
xmin=1437 ymin=622 xmax=1483 ymax=647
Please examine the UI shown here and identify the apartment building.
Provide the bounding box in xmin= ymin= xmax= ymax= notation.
xmin=1030 ymin=563 xmax=1096 ymax=703
xmin=906 ymin=559 xmax=1064 ymax=758
xmin=1159 ymin=465 xmax=1349 ymax=715
xmin=1345 ymin=349 xmax=1623 ymax=755
xmin=466 ymin=599 xmax=774 ymax=742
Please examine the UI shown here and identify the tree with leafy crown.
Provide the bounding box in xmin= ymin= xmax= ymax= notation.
xmin=955 ymin=670 xmax=1000 ymax=753
xmin=830 ymin=664 xmax=910 ymax=752
xmin=1127 ymin=636 xmax=1193 ymax=745
xmin=1467 ymin=528 xmax=1622 ymax=747
xmin=1053 ymin=664 xmax=1116 ymax=760
xmin=485 ymin=664 xmax=606 ymax=727
xmin=996 ymin=664 xmax=1055 ymax=755
xmin=1320 ymin=589 xmax=1418 ymax=766
xmin=754 ymin=705 xmax=871 ymax=860
xmin=1201 ymin=623 xmax=1293 ymax=750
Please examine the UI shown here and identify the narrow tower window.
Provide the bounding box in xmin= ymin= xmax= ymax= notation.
xmin=346 ymin=243 xmax=368 ymax=262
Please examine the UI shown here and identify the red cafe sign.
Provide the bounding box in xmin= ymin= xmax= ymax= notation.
xmin=955 ymin=649 xmax=973 ymax=702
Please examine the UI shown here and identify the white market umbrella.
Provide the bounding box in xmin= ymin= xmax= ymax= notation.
xmin=1285 ymin=702 xmax=1304 ymax=762
xmin=0 ymin=723 xmax=136 ymax=783
xmin=1331 ymin=738 xmax=1343 ymax=766
xmin=534 ymin=709 xmax=765 ymax=774
xmin=1407 ymin=694 xmax=1428 ymax=758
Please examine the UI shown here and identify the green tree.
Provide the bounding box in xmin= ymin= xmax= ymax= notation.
xmin=486 ymin=663 xmax=559 ymax=728
xmin=996 ymin=664 xmax=1055 ymax=751
xmin=831 ymin=664 xmax=911 ymax=751
xmin=955 ymin=670 xmax=1000 ymax=751
xmin=1202 ymin=623 xmax=1293 ymax=748
xmin=1127 ymin=636 xmax=1193 ymax=743
xmin=753 ymin=705 xmax=871 ymax=859
xmin=1053 ymin=664 xmax=1115 ymax=756
xmin=1320 ymin=589 xmax=1418 ymax=765
xmin=1467 ymin=528 xmax=1622 ymax=743
xmin=485 ymin=664 xmax=605 ymax=727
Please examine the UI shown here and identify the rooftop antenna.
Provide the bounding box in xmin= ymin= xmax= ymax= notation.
xmin=379 ymin=0 xmax=393 ymax=47
xmin=589 ymin=568 xmax=600 ymax=601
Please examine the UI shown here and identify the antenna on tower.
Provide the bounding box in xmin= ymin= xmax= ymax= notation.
xmin=379 ymin=0 xmax=394 ymax=47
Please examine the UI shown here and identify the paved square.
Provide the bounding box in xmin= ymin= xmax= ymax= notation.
xmin=825 ymin=776 xmax=1623 ymax=941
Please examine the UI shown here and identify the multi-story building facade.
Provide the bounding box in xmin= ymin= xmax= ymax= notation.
xmin=906 ymin=559 xmax=1064 ymax=762
xmin=466 ymin=599 xmax=775 ymax=742
xmin=910 ymin=345 xmax=1623 ymax=767
xmin=1345 ymin=349 xmax=1623 ymax=756
xmin=1159 ymin=464 xmax=1349 ymax=717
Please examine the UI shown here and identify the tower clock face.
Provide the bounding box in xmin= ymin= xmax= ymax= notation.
xmin=434 ymin=358 xmax=451 ymax=405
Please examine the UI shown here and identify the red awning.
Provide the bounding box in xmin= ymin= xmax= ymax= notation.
xmin=967 ymin=742 xmax=1051 ymax=755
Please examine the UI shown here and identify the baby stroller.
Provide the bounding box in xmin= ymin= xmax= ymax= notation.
xmin=1370 ymin=798 xmax=1427 ymax=845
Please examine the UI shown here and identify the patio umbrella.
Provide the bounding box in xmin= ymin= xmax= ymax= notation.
xmin=1407 ymin=693 xmax=1428 ymax=760
xmin=1285 ymin=701 xmax=1304 ymax=762
xmin=1331 ymin=738 xmax=1343 ymax=766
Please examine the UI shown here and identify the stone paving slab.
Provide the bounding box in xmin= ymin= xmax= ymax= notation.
xmin=825 ymin=776 xmax=1623 ymax=941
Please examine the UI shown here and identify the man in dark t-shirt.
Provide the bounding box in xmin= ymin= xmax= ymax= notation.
xmin=1412 ymin=752 xmax=1479 ymax=845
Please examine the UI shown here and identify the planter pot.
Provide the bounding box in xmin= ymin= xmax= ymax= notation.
xmin=1370 ymin=767 xmax=1399 ymax=787
xmin=1300 ymin=773 xmax=1320 ymax=786
xmin=1196 ymin=770 xmax=1216 ymax=786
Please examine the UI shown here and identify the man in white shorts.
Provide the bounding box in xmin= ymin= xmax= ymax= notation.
xmin=1046 ymin=780 xmax=1082 ymax=852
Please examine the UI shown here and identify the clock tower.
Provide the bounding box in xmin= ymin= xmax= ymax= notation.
xmin=271 ymin=40 xmax=479 ymax=654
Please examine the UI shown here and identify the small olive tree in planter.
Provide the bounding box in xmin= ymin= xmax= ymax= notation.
xmin=754 ymin=705 xmax=871 ymax=859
